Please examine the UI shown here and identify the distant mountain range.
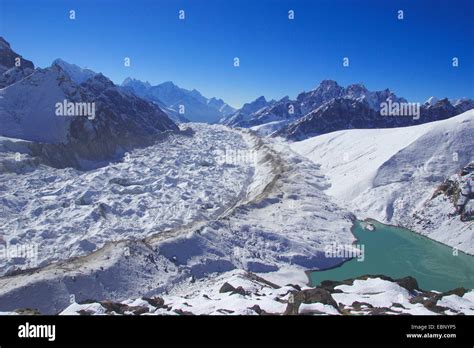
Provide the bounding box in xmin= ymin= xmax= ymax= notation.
xmin=2 ymin=34 xmax=473 ymax=154
xmin=221 ymin=80 xmax=474 ymax=140
xmin=122 ymin=78 xmax=235 ymax=123
xmin=0 ymin=37 xmax=178 ymax=168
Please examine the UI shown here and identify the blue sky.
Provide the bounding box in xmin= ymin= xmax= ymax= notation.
xmin=1 ymin=0 xmax=473 ymax=108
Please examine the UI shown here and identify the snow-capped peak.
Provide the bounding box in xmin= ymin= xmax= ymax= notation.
xmin=52 ymin=58 xmax=97 ymax=84
xmin=240 ymin=96 xmax=268 ymax=114
xmin=314 ymin=79 xmax=341 ymax=91
xmin=122 ymin=77 xmax=151 ymax=88
xmin=159 ymin=80 xmax=178 ymax=89
xmin=425 ymin=96 xmax=439 ymax=106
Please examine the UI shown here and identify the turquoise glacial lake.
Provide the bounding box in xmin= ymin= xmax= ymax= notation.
xmin=310 ymin=220 xmax=474 ymax=292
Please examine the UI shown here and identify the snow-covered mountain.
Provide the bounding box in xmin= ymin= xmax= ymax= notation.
xmin=207 ymin=97 xmax=235 ymax=117
xmin=122 ymin=78 xmax=235 ymax=123
xmin=220 ymin=96 xmax=276 ymax=126
xmin=1 ymin=36 xmax=473 ymax=317
xmin=291 ymin=109 xmax=474 ymax=254
xmin=0 ymin=39 xmax=178 ymax=168
xmin=0 ymin=36 xmax=35 ymax=88
xmin=276 ymin=96 xmax=470 ymax=141
xmin=222 ymin=80 xmax=406 ymax=130
xmin=451 ymin=97 xmax=474 ymax=113
xmin=51 ymin=58 xmax=97 ymax=84
xmin=223 ymin=80 xmax=473 ymax=140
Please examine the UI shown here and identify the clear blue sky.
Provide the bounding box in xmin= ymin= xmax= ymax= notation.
xmin=1 ymin=0 xmax=473 ymax=108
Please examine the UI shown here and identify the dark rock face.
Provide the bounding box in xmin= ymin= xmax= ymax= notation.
xmin=224 ymin=79 xmax=473 ymax=140
xmin=64 ymin=72 xmax=179 ymax=164
xmin=301 ymin=288 xmax=339 ymax=308
xmin=276 ymin=98 xmax=379 ymax=140
xmin=98 ymin=300 xmax=151 ymax=315
xmin=219 ymin=280 xmax=250 ymax=297
xmin=173 ymin=308 xmax=194 ymax=315
xmin=248 ymin=304 xmax=264 ymax=315
xmin=395 ymin=276 xmax=419 ymax=293
xmin=0 ymin=37 xmax=35 ymax=88
xmin=99 ymin=300 xmax=130 ymax=314
xmin=0 ymin=51 xmax=179 ymax=169
xmin=222 ymin=96 xmax=275 ymax=127
xmin=296 ymin=80 xmax=345 ymax=114
xmin=276 ymin=97 xmax=471 ymax=141
xmin=230 ymin=286 xmax=247 ymax=296
xmin=0 ymin=37 xmax=34 ymax=72
xmin=315 ymin=274 xmax=468 ymax=315
xmin=284 ymin=288 xmax=339 ymax=315
xmin=223 ymin=80 xmax=407 ymax=130
xmin=454 ymin=99 xmax=474 ymax=113
xmin=219 ymin=282 xmax=236 ymax=293
xmin=142 ymin=296 xmax=165 ymax=308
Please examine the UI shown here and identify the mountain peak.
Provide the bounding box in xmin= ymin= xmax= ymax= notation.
xmin=159 ymin=80 xmax=178 ymax=88
xmin=346 ymin=83 xmax=368 ymax=93
xmin=316 ymin=80 xmax=340 ymax=90
xmin=425 ymin=96 xmax=439 ymax=106
xmin=52 ymin=58 xmax=96 ymax=84
xmin=122 ymin=77 xmax=151 ymax=88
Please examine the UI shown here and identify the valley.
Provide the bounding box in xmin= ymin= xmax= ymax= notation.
xmin=0 ymin=35 xmax=473 ymax=316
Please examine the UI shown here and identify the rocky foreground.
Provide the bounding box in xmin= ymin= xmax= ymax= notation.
xmin=3 ymin=270 xmax=472 ymax=316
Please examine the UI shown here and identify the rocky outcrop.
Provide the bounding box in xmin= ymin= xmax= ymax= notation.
xmin=0 ymin=37 xmax=35 ymax=88
xmin=16 ymin=272 xmax=468 ymax=316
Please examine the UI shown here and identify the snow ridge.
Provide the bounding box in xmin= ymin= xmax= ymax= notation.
xmin=291 ymin=110 xmax=474 ymax=254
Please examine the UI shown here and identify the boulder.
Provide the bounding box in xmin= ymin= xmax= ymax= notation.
xmin=219 ymin=282 xmax=236 ymax=293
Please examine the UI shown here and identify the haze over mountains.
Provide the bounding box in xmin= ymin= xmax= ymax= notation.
xmin=0 ymin=38 xmax=178 ymax=168
xmin=122 ymin=78 xmax=235 ymax=123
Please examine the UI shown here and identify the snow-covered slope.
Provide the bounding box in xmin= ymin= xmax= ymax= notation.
xmin=51 ymin=58 xmax=96 ymax=84
xmin=0 ymin=124 xmax=253 ymax=275
xmin=59 ymin=272 xmax=472 ymax=315
xmin=0 ymin=60 xmax=178 ymax=168
xmin=6 ymin=270 xmax=470 ymax=315
xmin=291 ymin=110 xmax=474 ymax=254
xmin=0 ymin=124 xmax=355 ymax=313
xmin=0 ymin=65 xmax=74 ymax=143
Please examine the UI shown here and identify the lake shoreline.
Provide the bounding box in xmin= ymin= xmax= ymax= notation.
xmin=305 ymin=218 xmax=474 ymax=291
